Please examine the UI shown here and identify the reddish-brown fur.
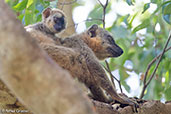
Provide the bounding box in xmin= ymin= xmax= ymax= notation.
xmin=26 ymin=24 xmax=137 ymax=106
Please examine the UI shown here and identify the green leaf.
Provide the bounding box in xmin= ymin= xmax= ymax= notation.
xmin=132 ymin=19 xmax=150 ymax=34
xmin=142 ymin=3 xmax=150 ymax=14
xmin=128 ymin=13 xmax=138 ymax=28
xmin=164 ymin=87 xmax=171 ymax=100
xmin=5 ymin=0 xmax=19 ymax=7
xmin=27 ymin=0 xmax=34 ymax=8
xmin=86 ymin=3 xmax=111 ymax=27
xmin=163 ymin=3 xmax=171 ymax=15
xmin=40 ymin=0 xmax=50 ymax=7
xmin=162 ymin=2 xmax=171 ymax=24
xmin=13 ymin=0 xmax=28 ymax=11
xmin=18 ymin=14 xmax=24 ymax=22
xmin=161 ymin=1 xmax=171 ymax=8
xmin=126 ymin=0 xmax=134 ymax=6
xmin=163 ymin=14 xmax=171 ymax=24
xmin=36 ymin=14 xmax=42 ymax=22
xmin=150 ymin=0 xmax=160 ymax=4
xmin=123 ymin=14 xmax=130 ymax=25
xmin=165 ymin=71 xmax=169 ymax=86
xmin=111 ymin=26 xmax=128 ymax=39
xmin=25 ymin=10 xmax=33 ymax=25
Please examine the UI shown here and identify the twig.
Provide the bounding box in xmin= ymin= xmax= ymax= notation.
xmin=140 ymin=32 xmax=171 ymax=99
xmin=69 ymin=18 xmax=103 ymax=29
xmin=97 ymin=0 xmax=104 ymax=7
xmin=97 ymin=0 xmax=119 ymax=92
xmin=58 ymin=0 xmax=77 ymax=5
xmin=104 ymin=60 xmax=115 ymax=89
xmin=60 ymin=0 xmax=66 ymax=10
xmin=57 ymin=0 xmax=77 ymax=10
xmin=58 ymin=18 xmax=103 ymax=36
xmin=97 ymin=0 xmax=109 ymax=28
xmin=143 ymin=46 xmax=171 ymax=85
xmin=103 ymin=61 xmax=123 ymax=93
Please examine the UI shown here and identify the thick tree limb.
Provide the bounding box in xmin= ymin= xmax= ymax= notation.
xmin=0 ymin=1 xmax=95 ymax=114
xmin=57 ymin=0 xmax=76 ymax=37
xmin=93 ymin=100 xmax=171 ymax=114
xmin=92 ymin=100 xmax=119 ymax=114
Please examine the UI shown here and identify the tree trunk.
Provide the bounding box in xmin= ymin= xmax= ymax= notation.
xmin=0 ymin=1 xmax=95 ymax=114
xmin=57 ymin=0 xmax=76 ymax=37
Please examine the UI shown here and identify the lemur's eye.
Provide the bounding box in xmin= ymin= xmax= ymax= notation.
xmin=107 ymin=35 xmax=115 ymax=44
xmin=53 ymin=16 xmax=65 ymax=24
xmin=53 ymin=17 xmax=59 ymax=23
xmin=107 ymin=35 xmax=112 ymax=38
xmin=102 ymin=41 xmax=105 ymax=44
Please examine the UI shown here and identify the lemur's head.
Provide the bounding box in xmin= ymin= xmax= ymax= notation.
xmin=86 ymin=24 xmax=123 ymax=60
xmin=42 ymin=7 xmax=67 ymax=34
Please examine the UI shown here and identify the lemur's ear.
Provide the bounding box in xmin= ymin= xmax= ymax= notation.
xmin=88 ymin=24 xmax=98 ymax=38
xmin=42 ymin=8 xmax=52 ymax=18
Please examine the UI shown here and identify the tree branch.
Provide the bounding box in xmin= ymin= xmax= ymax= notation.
xmin=104 ymin=60 xmax=116 ymax=89
xmin=103 ymin=61 xmax=123 ymax=93
xmin=97 ymin=0 xmax=109 ymax=28
xmin=140 ymin=32 xmax=171 ymax=99
xmin=74 ymin=18 xmax=103 ymax=30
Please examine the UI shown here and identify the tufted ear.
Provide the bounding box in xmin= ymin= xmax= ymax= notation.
xmin=88 ymin=24 xmax=98 ymax=38
xmin=42 ymin=7 xmax=52 ymax=18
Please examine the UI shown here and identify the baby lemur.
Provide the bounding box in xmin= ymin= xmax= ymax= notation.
xmin=25 ymin=7 xmax=67 ymax=36
xmin=25 ymin=8 xmax=136 ymax=106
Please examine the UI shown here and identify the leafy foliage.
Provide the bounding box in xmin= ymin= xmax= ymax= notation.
xmin=142 ymin=3 xmax=150 ymax=14
xmin=126 ymin=0 xmax=135 ymax=6
xmin=86 ymin=0 xmax=171 ymax=101
xmin=6 ymin=0 xmax=171 ymax=101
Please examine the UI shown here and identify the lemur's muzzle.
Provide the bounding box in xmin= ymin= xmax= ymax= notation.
xmin=54 ymin=23 xmax=65 ymax=31
xmin=107 ymin=44 xmax=123 ymax=57
xmin=53 ymin=17 xmax=65 ymax=32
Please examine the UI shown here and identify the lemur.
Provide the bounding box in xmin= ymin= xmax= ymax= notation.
xmin=25 ymin=8 xmax=137 ymax=106
xmin=25 ymin=7 xmax=123 ymax=60
xmin=25 ymin=7 xmax=67 ymax=37
xmin=29 ymin=25 xmax=136 ymax=106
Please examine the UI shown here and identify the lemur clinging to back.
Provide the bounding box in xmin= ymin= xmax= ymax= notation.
xmin=25 ymin=7 xmax=67 ymax=37
xmin=25 ymin=8 xmax=137 ymax=106
xmin=25 ymin=7 xmax=123 ymax=60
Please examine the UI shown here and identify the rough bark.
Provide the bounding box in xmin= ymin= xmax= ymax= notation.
xmin=0 ymin=1 xmax=95 ymax=114
xmin=0 ymin=80 xmax=32 ymax=114
xmin=93 ymin=100 xmax=171 ymax=114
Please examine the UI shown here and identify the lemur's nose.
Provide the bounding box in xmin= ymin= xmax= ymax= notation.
xmin=116 ymin=46 xmax=123 ymax=56
xmin=54 ymin=24 xmax=64 ymax=31
xmin=53 ymin=16 xmax=65 ymax=31
xmin=120 ymin=49 xmax=123 ymax=55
